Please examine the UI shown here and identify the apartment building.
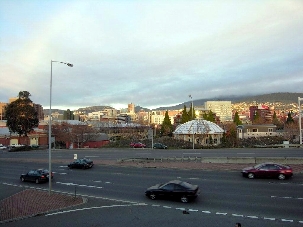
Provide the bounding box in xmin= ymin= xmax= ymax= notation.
xmin=205 ymin=101 xmax=232 ymax=122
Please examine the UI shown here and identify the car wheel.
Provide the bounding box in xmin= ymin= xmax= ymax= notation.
xmin=278 ymin=173 xmax=286 ymax=180
xmin=35 ymin=178 xmax=40 ymax=184
xmin=149 ymin=193 xmax=156 ymax=200
xmin=248 ymin=173 xmax=255 ymax=179
xmin=21 ymin=177 xmax=25 ymax=182
xmin=181 ymin=195 xmax=188 ymax=203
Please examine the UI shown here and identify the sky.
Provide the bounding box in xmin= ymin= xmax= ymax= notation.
xmin=1 ymin=0 xmax=303 ymax=111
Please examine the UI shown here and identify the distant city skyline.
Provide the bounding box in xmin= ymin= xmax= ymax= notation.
xmin=1 ymin=1 xmax=303 ymax=110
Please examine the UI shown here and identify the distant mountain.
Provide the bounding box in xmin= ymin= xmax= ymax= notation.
xmin=44 ymin=92 xmax=303 ymax=114
xmin=154 ymin=92 xmax=303 ymax=110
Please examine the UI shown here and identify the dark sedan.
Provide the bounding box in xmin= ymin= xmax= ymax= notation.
xmin=68 ymin=159 xmax=94 ymax=169
xmin=20 ymin=169 xmax=53 ymax=184
xmin=241 ymin=162 xmax=293 ymax=180
xmin=153 ymin=143 xmax=168 ymax=149
xmin=145 ymin=180 xmax=199 ymax=203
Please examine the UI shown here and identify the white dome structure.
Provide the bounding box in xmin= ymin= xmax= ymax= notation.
xmin=173 ymin=119 xmax=225 ymax=146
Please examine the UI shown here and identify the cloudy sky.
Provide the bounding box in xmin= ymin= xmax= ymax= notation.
xmin=1 ymin=0 xmax=303 ymax=110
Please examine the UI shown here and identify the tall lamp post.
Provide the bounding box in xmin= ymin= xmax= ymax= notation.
xmin=189 ymin=95 xmax=194 ymax=149
xmin=299 ymin=97 xmax=303 ymax=146
xmin=49 ymin=60 xmax=73 ymax=195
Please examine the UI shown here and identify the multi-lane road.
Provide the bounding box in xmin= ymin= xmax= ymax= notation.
xmin=1 ymin=148 xmax=303 ymax=227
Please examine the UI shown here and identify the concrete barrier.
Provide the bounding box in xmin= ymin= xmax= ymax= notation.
xmin=118 ymin=157 xmax=303 ymax=165
xmin=227 ymin=157 xmax=255 ymax=164
xmin=200 ymin=157 xmax=228 ymax=164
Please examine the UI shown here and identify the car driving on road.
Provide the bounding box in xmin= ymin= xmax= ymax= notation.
xmin=20 ymin=169 xmax=54 ymax=184
xmin=241 ymin=162 xmax=293 ymax=180
xmin=145 ymin=180 xmax=200 ymax=203
xmin=68 ymin=158 xmax=94 ymax=169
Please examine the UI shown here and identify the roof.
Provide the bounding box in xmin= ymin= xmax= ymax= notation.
xmin=173 ymin=119 xmax=224 ymax=135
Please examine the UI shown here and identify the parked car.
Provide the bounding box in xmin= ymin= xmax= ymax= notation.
xmin=0 ymin=144 xmax=7 ymax=150
xmin=9 ymin=144 xmax=25 ymax=149
xmin=241 ymin=162 xmax=293 ymax=180
xmin=145 ymin=180 xmax=200 ymax=203
xmin=130 ymin=142 xmax=146 ymax=148
xmin=153 ymin=143 xmax=168 ymax=149
xmin=68 ymin=159 xmax=94 ymax=169
xmin=20 ymin=169 xmax=54 ymax=184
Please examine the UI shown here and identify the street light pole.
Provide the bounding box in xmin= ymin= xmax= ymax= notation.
xmin=299 ymin=97 xmax=303 ymax=146
xmin=189 ymin=95 xmax=194 ymax=149
xmin=49 ymin=60 xmax=73 ymax=195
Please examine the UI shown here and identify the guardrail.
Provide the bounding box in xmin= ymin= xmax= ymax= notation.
xmin=118 ymin=156 xmax=303 ymax=165
xmin=254 ymin=144 xmax=303 ymax=148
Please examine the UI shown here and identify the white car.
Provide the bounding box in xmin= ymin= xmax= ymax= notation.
xmin=0 ymin=144 xmax=7 ymax=150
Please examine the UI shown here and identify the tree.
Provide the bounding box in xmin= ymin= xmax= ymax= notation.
xmin=286 ymin=112 xmax=294 ymax=125
xmin=5 ymin=91 xmax=39 ymax=137
xmin=181 ymin=105 xmax=189 ymax=123
xmin=203 ymin=110 xmax=215 ymax=122
xmin=233 ymin=111 xmax=242 ymax=126
xmin=188 ymin=103 xmax=196 ymax=121
xmin=161 ymin=111 xmax=173 ymax=136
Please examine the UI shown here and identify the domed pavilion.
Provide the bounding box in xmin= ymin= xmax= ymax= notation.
xmin=173 ymin=119 xmax=225 ymax=146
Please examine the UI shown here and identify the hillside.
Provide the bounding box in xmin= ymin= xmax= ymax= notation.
xmin=155 ymin=92 xmax=303 ymax=110
xmin=44 ymin=92 xmax=303 ymax=113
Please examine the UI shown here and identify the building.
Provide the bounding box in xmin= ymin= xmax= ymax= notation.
xmin=0 ymin=102 xmax=6 ymax=120
xmin=204 ymin=101 xmax=232 ymax=122
xmin=237 ymin=124 xmax=283 ymax=139
xmin=173 ymin=119 xmax=224 ymax=146
xmin=249 ymin=104 xmax=273 ymax=123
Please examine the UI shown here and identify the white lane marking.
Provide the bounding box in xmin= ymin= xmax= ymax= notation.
xmin=299 ymin=220 xmax=303 ymax=223
xmin=163 ymin=206 xmax=171 ymax=209
xmin=188 ymin=209 xmax=198 ymax=212
xmin=202 ymin=211 xmax=211 ymax=214
xmin=281 ymin=219 xmax=293 ymax=222
xmin=46 ymin=204 xmax=141 ymax=216
xmin=59 ymin=166 xmax=67 ymax=168
xmin=216 ymin=212 xmax=227 ymax=215
xmin=232 ymin=214 xmax=243 ymax=217
xmin=183 ymin=153 xmax=201 ymax=155
xmin=247 ymin=216 xmax=258 ymax=219
xmin=264 ymin=217 xmax=275 ymax=221
xmin=176 ymin=208 xmax=185 ymax=210
xmin=59 ymin=173 xmax=67 ymax=175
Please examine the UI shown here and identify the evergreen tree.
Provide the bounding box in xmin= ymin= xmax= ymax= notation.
xmin=203 ymin=110 xmax=215 ymax=122
xmin=233 ymin=111 xmax=242 ymax=125
xmin=160 ymin=111 xmax=173 ymax=136
xmin=188 ymin=103 xmax=196 ymax=121
xmin=286 ymin=111 xmax=294 ymax=124
xmin=181 ymin=105 xmax=189 ymax=123
xmin=5 ymin=91 xmax=39 ymax=137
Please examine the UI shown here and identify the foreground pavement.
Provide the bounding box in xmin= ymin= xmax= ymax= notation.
xmin=1 ymin=161 xmax=303 ymax=224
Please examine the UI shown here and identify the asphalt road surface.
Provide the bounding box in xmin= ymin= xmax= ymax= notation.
xmin=1 ymin=148 xmax=303 ymax=227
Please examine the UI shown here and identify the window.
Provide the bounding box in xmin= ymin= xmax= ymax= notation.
xmin=162 ymin=183 xmax=174 ymax=191
xmin=268 ymin=128 xmax=273 ymax=132
xmin=252 ymin=128 xmax=258 ymax=132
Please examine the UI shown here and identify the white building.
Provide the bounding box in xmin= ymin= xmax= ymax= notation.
xmin=173 ymin=119 xmax=224 ymax=146
xmin=205 ymin=101 xmax=232 ymax=122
